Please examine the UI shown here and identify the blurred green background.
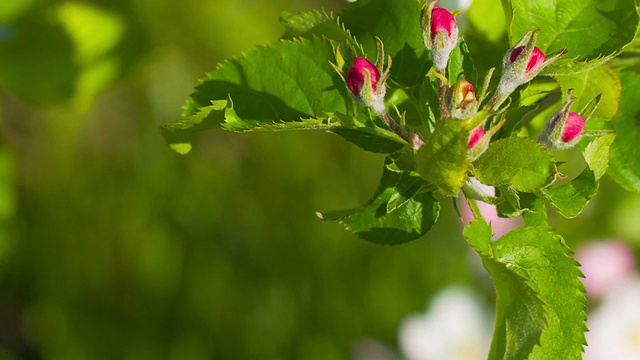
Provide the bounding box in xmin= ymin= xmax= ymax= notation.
xmin=0 ymin=0 xmax=639 ymax=359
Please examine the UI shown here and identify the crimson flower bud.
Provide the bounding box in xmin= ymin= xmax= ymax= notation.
xmin=509 ymin=46 xmax=546 ymax=74
xmin=347 ymin=57 xmax=380 ymax=96
xmin=345 ymin=57 xmax=386 ymax=113
xmin=421 ymin=1 xmax=458 ymax=74
xmin=561 ymin=112 xmax=585 ymax=143
xmin=468 ymin=126 xmax=485 ymax=149
xmin=448 ymin=78 xmax=478 ymax=119
xmin=467 ymin=125 xmax=490 ymax=161
xmin=489 ymin=30 xmax=566 ymax=110
xmin=538 ymin=90 xmax=587 ymax=150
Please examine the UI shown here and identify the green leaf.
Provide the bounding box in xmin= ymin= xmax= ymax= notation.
xmin=280 ymin=10 xmax=333 ymax=39
xmin=540 ymin=134 xmax=615 ymax=218
xmin=161 ymin=100 xmax=228 ymax=152
xmin=555 ymin=66 xmax=621 ymax=121
xmin=595 ymin=70 xmax=640 ymax=191
xmin=279 ymin=10 xmax=362 ymax=52
xmin=416 ymin=120 xmax=470 ymax=196
xmin=495 ymin=186 xmax=521 ymax=217
xmin=510 ymin=0 xmax=639 ymax=75
xmin=340 ymin=0 xmax=430 ymax=87
xmin=164 ymin=36 xmax=411 ymax=154
xmin=495 ymin=187 xmax=549 ymax=225
xmin=467 ymin=0 xmax=508 ymax=44
xmin=521 ymin=194 xmax=548 ymax=226
xmin=318 ymin=166 xmax=440 ymax=245
xmin=183 ymin=37 xmax=346 ymax=124
xmin=330 ymin=126 xmax=406 ymax=154
xmin=473 ymin=137 xmax=556 ymax=191
xmin=583 ymin=134 xmax=616 ymax=180
xmin=539 ymin=169 xmax=598 ymax=219
xmin=464 ymin=221 xmax=587 ymax=359
xmin=448 ymin=38 xmax=477 ymax=86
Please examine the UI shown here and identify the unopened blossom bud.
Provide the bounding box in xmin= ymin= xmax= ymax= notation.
xmin=561 ymin=112 xmax=585 ymax=143
xmin=489 ymin=30 xmax=567 ymax=110
xmin=421 ymin=1 xmax=458 ymax=74
xmin=468 ymin=126 xmax=484 ymax=149
xmin=540 ymin=111 xmax=585 ymax=149
xmin=467 ymin=126 xmax=489 ymax=161
xmin=538 ymin=90 xmax=587 ymax=150
xmin=347 ymin=57 xmax=380 ymax=96
xmin=468 ymin=117 xmax=505 ymax=161
xmin=448 ymin=78 xmax=478 ymax=119
xmin=509 ymin=46 xmax=546 ymax=74
xmin=346 ymin=57 xmax=386 ymax=113
xmin=339 ymin=45 xmax=419 ymax=148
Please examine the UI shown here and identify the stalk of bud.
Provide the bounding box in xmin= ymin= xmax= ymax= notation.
xmin=489 ymin=30 xmax=567 ymax=110
xmin=448 ymin=78 xmax=478 ymax=119
xmin=421 ymin=1 xmax=458 ymax=74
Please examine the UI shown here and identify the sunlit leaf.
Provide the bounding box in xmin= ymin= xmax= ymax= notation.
xmin=464 ymin=220 xmax=587 ymax=359
xmin=555 ymin=66 xmax=621 ymax=121
xmin=318 ymin=166 xmax=439 ymax=245
xmin=473 ymin=137 xmax=556 ymax=192
xmin=509 ymin=0 xmax=639 ymax=75
xmin=416 ymin=119 xmax=470 ymax=196
xmin=595 ymin=70 xmax=640 ymax=191
xmin=539 ymin=169 xmax=598 ymax=219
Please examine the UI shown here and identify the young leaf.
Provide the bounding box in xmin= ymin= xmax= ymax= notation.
xmin=495 ymin=186 xmax=521 ymax=217
xmin=520 ymin=194 xmax=548 ymax=226
xmin=318 ymin=165 xmax=440 ymax=245
xmin=594 ymin=70 xmax=640 ymax=191
xmin=416 ymin=119 xmax=470 ymax=196
xmin=583 ymin=134 xmax=616 ymax=181
xmin=509 ymin=0 xmax=639 ymax=75
xmin=448 ymin=39 xmax=476 ymax=85
xmin=555 ymin=66 xmax=621 ymax=121
xmin=538 ymin=169 xmax=598 ymax=219
xmin=536 ymin=133 xmax=614 ymax=218
xmin=464 ymin=220 xmax=587 ymax=359
xmin=473 ymin=137 xmax=556 ymax=192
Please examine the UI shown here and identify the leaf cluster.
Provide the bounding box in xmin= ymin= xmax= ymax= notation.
xmin=163 ymin=0 xmax=640 ymax=358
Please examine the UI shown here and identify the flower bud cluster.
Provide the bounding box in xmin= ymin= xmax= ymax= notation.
xmin=333 ymin=0 xmax=585 ymax=162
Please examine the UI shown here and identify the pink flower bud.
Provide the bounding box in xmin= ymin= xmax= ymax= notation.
xmin=538 ymin=91 xmax=587 ymax=149
xmin=468 ymin=126 xmax=485 ymax=149
xmin=489 ymin=30 xmax=566 ymax=110
xmin=421 ymin=1 xmax=458 ymax=74
xmin=561 ymin=112 xmax=585 ymax=143
xmin=347 ymin=57 xmax=380 ymax=97
xmin=448 ymin=78 xmax=478 ymax=119
xmin=509 ymin=46 xmax=546 ymax=73
xmin=430 ymin=6 xmax=456 ymax=41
